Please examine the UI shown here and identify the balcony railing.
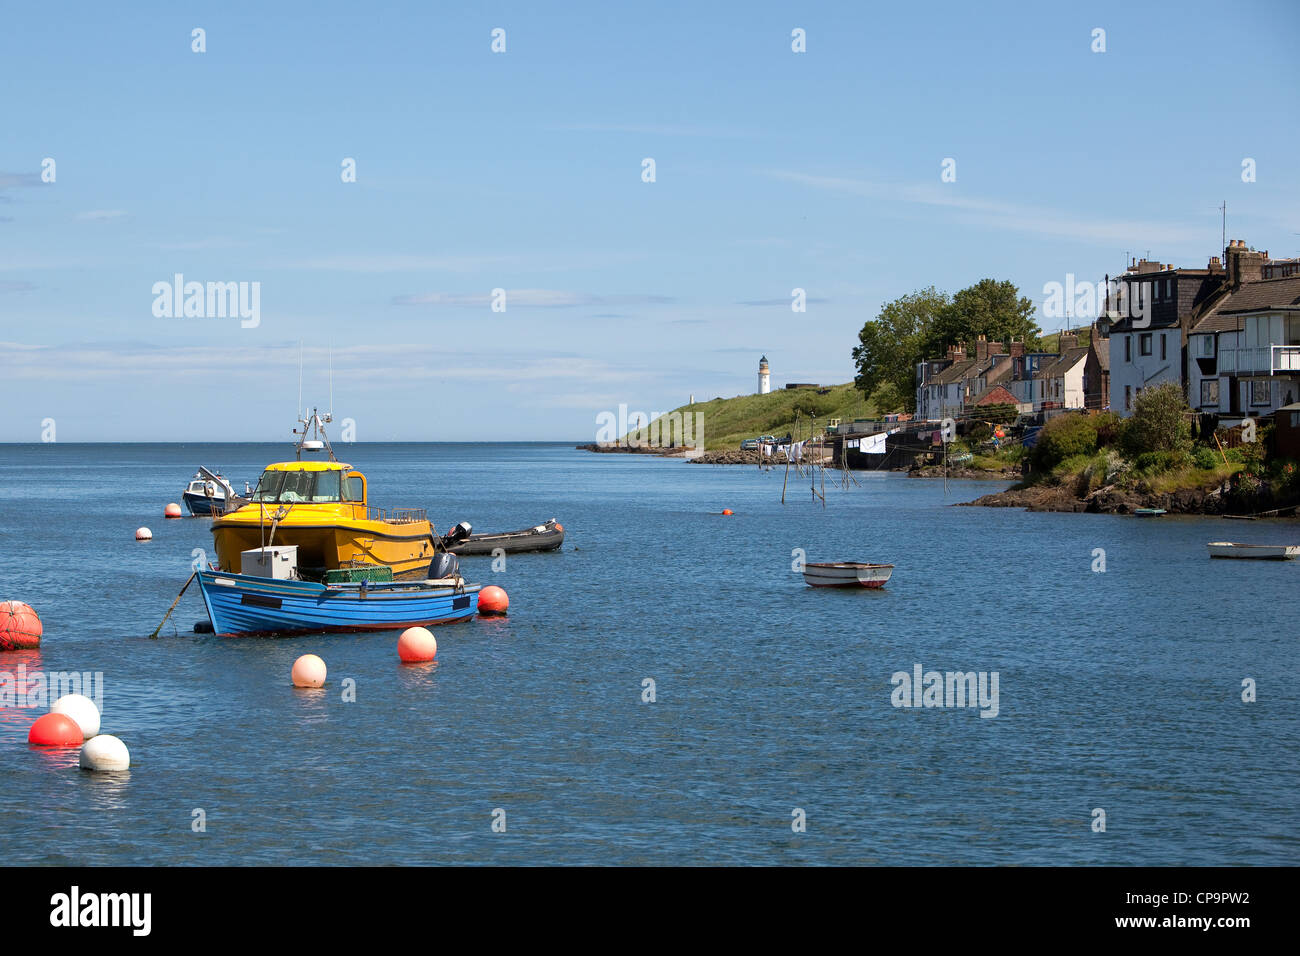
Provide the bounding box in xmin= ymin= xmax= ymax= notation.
xmin=1217 ymin=345 xmax=1300 ymax=375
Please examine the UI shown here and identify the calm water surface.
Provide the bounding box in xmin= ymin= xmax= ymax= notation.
xmin=0 ymin=443 xmax=1296 ymax=865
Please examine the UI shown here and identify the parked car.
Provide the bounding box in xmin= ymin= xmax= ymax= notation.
xmin=740 ymin=439 xmax=759 ymax=450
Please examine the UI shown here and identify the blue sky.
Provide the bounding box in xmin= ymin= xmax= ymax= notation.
xmin=2 ymin=0 xmax=1297 ymax=440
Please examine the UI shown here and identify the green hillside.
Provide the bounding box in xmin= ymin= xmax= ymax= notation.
xmin=635 ymin=383 xmax=878 ymax=451
xmin=1038 ymin=326 xmax=1092 ymax=353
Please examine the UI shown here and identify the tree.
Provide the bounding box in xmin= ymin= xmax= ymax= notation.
xmin=1121 ymin=381 xmax=1191 ymax=455
xmin=921 ymin=278 xmax=1040 ymax=359
xmin=852 ymin=286 xmax=948 ymax=412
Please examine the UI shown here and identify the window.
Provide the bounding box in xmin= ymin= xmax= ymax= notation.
xmin=1201 ymin=379 xmax=1219 ymax=407
xmin=1125 ymin=336 xmax=1132 ymax=362
xmin=1140 ymin=333 xmax=1152 ymax=356
xmin=310 ymin=471 xmax=341 ymax=503
xmin=344 ymin=476 xmax=364 ymax=501
xmin=251 ymin=469 xmax=341 ymax=503
xmin=1292 ymin=411 xmax=1300 ymax=428
xmin=1165 ymin=278 xmax=1172 ymax=298
xmin=1249 ymin=380 xmax=1272 ymax=407
xmin=1200 ymin=336 xmax=1214 ymax=357
xmin=1125 ymin=386 xmax=1132 ymax=410
xmin=1160 ymin=334 xmax=1167 ymax=361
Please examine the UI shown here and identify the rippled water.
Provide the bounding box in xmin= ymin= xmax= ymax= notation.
xmin=0 ymin=443 xmax=1296 ymax=865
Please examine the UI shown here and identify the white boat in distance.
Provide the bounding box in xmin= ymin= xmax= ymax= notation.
xmin=1207 ymin=542 xmax=1300 ymax=560
xmin=803 ymin=562 xmax=894 ymax=588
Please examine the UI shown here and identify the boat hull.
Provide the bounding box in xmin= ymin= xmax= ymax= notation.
xmin=183 ymin=491 xmax=243 ymax=516
xmin=196 ymin=570 xmax=480 ymax=636
xmin=803 ymin=563 xmax=894 ymax=588
xmin=1207 ymin=542 xmax=1299 ymax=560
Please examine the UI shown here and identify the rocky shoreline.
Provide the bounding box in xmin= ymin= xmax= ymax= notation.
xmin=961 ymin=478 xmax=1298 ymax=516
xmin=906 ymin=464 xmax=1021 ymax=481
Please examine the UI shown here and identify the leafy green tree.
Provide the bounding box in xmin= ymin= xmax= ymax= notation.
xmin=922 ymin=279 xmax=1040 ymax=359
xmin=1121 ymin=381 xmax=1191 ymax=456
xmin=852 ymin=286 xmax=949 ymax=412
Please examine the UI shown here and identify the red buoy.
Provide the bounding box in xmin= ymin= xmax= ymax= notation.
xmin=28 ymin=712 xmax=84 ymax=747
xmin=164 ymin=503 xmax=182 ymax=518
xmin=397 ymin=626 xmax=437 ymax=662
xmin=478 ymin=586 xmax=509 ymax=616
xmin=0 ymin=601 xmax=42 ymax=651
xmin=721 ymin=509 xmax=733 ymax=516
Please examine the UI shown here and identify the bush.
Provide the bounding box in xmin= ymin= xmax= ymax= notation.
xmin=1121 ymin=382 xmax=1192 ymax=457
xmin=1094 ymin=412 xmax=1123 ymax=448
xmin=1032 ymin=413 xmax=1102 ymax=472
xmin=1192 ymin=446 xmax=1220 ymax=470
xmin=1134 ymin=450 xmax=1192 ymax=474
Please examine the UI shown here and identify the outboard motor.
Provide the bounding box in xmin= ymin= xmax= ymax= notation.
xmin=427 ymin=552 xmax=460 ymax=580
xmin=441 ymin=520 xmax=472 ymax=547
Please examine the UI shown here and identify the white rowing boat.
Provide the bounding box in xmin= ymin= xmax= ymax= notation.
xmin=803 ymin=562 xmax=894 ymax=588
xmin=1206 ymin=542 xmax=1300 ymax=560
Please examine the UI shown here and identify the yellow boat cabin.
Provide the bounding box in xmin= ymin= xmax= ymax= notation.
xmin=210 ymin=460 xmax=437 ymax=579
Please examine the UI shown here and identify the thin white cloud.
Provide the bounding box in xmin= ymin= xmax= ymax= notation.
xmin=764 ymin=170 xmax=1195 ymax=246
xmin=0 ymin=172 xmax=41 ymax=189
xmin=546 ymin=122 xmax=753 ymax=138
xmin=0 ymin=340 xmax=660 ymax=387
xmin=392 ymin=290 xmax=675 ymax=308
xmin=76 ymin=210 xmax=128 ymax=222
xmin=284 ymin=253 xmax=517 ymax=273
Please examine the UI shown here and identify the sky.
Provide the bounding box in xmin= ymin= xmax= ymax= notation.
xmin=1 ymin=0 xmax=1298 ymax=441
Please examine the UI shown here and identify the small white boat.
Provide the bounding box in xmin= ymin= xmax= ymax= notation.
xmin=182 ymin=467 xmax=249 ymax=516
xmin=1207 ymin=542 xmax=1300 ymax=560
xmin=803 ymin=562 xmax=894 ymax=588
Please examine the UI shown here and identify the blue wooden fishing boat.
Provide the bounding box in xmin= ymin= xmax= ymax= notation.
xmin=195 ymin=568 xmax=480 ymax=636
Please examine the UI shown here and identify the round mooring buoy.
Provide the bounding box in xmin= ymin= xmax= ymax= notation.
xmin=397 ymin=626 xmax=437 ymax=662
xmin=291 ymin=654 xmax=327 ymax=688
xmin=478 ymin=586 xmax=509 ymax=616
xmin=164 ymin=503 xmax=182 ymax=519
xmin=135 ymin=527 xmax=152 ymax=541
xmin=52 ymin=693 xmax=101 ymax=739
xmin=0 ymin=601 xmax=42 ymax=650
xmin=28 ymin=713 xmax=84 ymax=747
xmin=80 ymin=734 xmax=130 ymax=771
xmin=721 ymin=509 xmax=733 ymax=516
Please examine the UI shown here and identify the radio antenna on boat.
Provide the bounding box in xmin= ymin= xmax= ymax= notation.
xmin=329 ymin=344 xmax=334 ymax=419
xmin=297 ymin=340 xmax=304 ymax=421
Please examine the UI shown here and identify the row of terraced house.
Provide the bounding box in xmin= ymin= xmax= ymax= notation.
xmin=915 ymin=238 xmax=1300 ymax=424
xmin=915 ymin=331 xmax=1108 ymax=421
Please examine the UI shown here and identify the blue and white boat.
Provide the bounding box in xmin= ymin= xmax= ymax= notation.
xmin=182 ymin=467 xmax=249 ymax=516
xmin=195 ymin=568 xmax=480 ymax=636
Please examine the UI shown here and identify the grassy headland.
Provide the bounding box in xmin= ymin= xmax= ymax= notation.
xmin=631 ymin=383 xmax=877 ymax=451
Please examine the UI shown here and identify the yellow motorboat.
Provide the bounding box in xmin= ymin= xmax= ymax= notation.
xmin=210 ymin=411 xmax=437 ymax=579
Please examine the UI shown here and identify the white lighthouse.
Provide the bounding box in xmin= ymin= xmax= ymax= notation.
xmin=758 ymin=355 xmax=771 ymax=394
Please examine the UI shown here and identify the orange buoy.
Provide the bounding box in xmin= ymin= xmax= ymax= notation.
xmin=28 ymin=712 xmax=84 ymax=747
xmin=291 ymin=654 xmax=327 ymax=688
xmin=0 ymin=601 xmax=42 ymax=651
xmin=397 ymin=626 xmax=437 ymax=662
xmin=721 ymin=509 xmax=733 ymax=516
xmin=478 ymin=586 xmax=509 ymax=616
xmin=164 ymin=503 xmax=182 ymax=518
xmin=135 ymin=527 xmax=152 ymax=541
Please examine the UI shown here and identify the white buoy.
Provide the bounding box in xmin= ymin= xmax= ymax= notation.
xmin=80 ymin=734 xmax=130 ymax=772
xmin=52 ymin=694 xmax=101 ymax=738
xmin=135 ymin=527 xmax=153 ymax=541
